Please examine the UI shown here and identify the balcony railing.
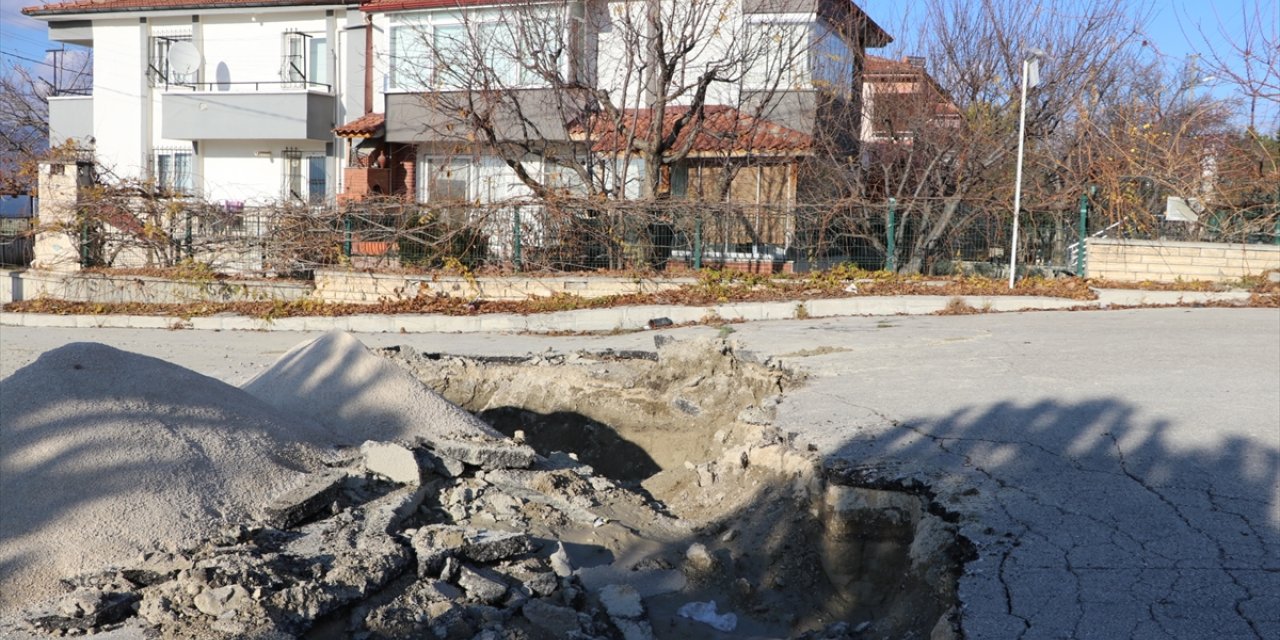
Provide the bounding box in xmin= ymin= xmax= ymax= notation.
xmin=159 ymin=80 xmax=333 ymax=93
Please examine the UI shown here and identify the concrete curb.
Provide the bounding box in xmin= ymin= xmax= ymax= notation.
xmin=0 ymin=290 xmax=1254 ymax=334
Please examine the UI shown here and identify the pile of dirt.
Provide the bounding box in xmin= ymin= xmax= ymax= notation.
xmin=0 ymin=343 xmax=334 ymax=615
xmin=243 ymin=331 xmax=508 ymax=447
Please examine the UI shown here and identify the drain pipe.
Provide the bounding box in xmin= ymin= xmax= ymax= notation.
xmin=363 ymin=12 xmax=373 ymax=115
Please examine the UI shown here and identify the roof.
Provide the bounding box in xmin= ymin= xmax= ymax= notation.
xmin=334 ymin=112 xmax=385 ymax=138
xmin=579 ymin=105 xmax=813 ymax=156
xmin=21 ymin=0 xmax=344 ymax=17
xmin=360 ymin=0 xmax=501 ymax=10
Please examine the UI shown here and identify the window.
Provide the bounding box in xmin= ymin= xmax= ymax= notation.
xmin=811 ymin=24 xmax=853 ymax=96
xmin=390 ymin=18 xmax=432 ymax=90
xmin=281 ymin=31 xmax=312 ymax=88
xmin=148 ymin=35 xmax=195 ymax=87
xmin=743 ymin=21 xmax=811 ymax=90
xmin=283 ymin=149 xmax=327 ymax=204
xmin=153 ymin=148 xmax=194 ymax=195
xmin=308 ymin=37 xmax=328 ymax=89
xmin=422 ymin=158 xmax=471 ymax=203
xmin=389 ymin=8 xmax=560 ymax=91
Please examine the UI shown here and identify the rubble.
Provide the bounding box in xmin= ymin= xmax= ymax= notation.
xmin=1 ymin=334 xmax=971 ymax=640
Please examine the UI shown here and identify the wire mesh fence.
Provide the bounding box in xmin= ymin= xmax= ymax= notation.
xmin=66 ymin=195 xmax=1278 ymax=278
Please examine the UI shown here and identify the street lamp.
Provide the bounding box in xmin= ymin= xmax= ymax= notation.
xmin=1009 ymin=48 xmax=1046 ymax=289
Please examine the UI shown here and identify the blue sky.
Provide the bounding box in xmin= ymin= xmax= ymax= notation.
xmin=2 ymin=0 xmax=1275 ymax=127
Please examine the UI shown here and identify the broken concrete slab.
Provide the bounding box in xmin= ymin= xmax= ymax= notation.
xmin=262 ymin=470 xmax=347 ymax=529
xmin=409 ymin=525 xmax=534 ymax=577
xmin=457 ymin=565 xmax=508 ymax=604
xmin=421 ymin=435 xmax=537 ymax=471
xmin=520 ymin=598 xmax=581 ymax=636
xmin=360 ymin=441 xmax=421 ymax=485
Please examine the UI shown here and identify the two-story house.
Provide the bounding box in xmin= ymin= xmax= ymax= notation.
xmin=27 ymin=0 xmax=890 ymax=268
xmin=25 ymin=0 xmax=370 ymax=206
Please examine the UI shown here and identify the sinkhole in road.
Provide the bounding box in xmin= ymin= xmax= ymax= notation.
xmin=387 ymin=338 xmax=976 ymax=639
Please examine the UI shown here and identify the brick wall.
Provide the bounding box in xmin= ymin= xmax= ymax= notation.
xmin=1087 ymin=238 xmax=1280 ymax=282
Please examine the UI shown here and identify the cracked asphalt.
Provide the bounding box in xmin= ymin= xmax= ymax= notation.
xmin=2 ymin=306 xmax=1277 ymax=639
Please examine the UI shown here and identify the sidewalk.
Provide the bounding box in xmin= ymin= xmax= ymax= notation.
xmin=0 ymin=288 xmax=1253 ymax=333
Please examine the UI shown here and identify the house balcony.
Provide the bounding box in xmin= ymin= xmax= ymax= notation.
xmin=161 ymin=83 xmax=336 ymax=142
xmin=385 ymin=89 xmax=584 ymax=144
xmin=48 ymin=93 xmax=93 ymax=147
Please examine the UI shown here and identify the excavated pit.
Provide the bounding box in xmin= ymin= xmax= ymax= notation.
xmin=386 ymin=339 xmax=976 ymax=639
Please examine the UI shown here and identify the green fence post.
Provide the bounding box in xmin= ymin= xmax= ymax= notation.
xmin=886 ymin=198 xmax=897 ymax=272
xmin=1077 ymin=192 xmax=1088 ymax=275
xmin=342 ymin=214 xmax=352 ymax=259
xmin=693 ymin=216 xmax=703 ymax=270
xmin=80 ymin=223 xmax=89 ymax=268
xmin=184 ymin=210 xmax=193 ymax=260
xmin=513 ymin=206 xmax=522 ymax=271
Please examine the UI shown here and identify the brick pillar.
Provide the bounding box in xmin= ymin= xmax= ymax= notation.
xmin=32 ymin=160 xmax=90 ymax=271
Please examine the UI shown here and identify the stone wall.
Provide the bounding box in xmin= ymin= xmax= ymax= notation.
xmin=313 ymin=270 xmax=692 ymax=303
xmin=0 ymin=269 xmax=312 ymax=305
xmin=1086 ymin=238 xmax=1280 ymax=283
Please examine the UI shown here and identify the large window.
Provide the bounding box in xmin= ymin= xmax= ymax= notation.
xmin=422 ymin=158 xmax=472 ymax=203
xmin=389 ymin=7 xmax=562 ymax=91
xmin=153 ymin=148 xmax=194 ymax=195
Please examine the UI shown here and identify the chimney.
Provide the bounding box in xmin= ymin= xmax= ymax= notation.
xmin=905 ymin=56 xmax=927 ymax=69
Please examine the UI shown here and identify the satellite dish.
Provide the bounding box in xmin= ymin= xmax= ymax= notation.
xmin=167 ymin=41 xmax=202 ymax=76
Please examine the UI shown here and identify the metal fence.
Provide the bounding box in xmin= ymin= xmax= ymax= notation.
xmin=68 ymin=195 xmax=1278 ymax=277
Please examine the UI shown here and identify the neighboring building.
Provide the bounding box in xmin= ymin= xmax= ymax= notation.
xmin=24 ymin=0 xmax=369 ymax=206
xmin=342 ymin=0 xmax=890 ymax=206
xmin=860 ymin=54 xmax=960 ymax=144
xmin=26 ymin=0 xmax=892 ymax=269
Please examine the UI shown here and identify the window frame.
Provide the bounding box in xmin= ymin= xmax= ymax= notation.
xmin=152 ymin=147 xmax=195 ymax=195
xmin=147 ymin=34 xmax=196 ymax=88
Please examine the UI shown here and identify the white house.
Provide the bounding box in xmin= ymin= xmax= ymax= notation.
xmin=26 ymin=0 xmax=376 ymax=206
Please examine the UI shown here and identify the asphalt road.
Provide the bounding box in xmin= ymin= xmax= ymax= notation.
xmin=3 ymin=307 xmax=1277 ymax=639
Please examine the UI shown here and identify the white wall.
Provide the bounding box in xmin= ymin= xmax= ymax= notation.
xmin=75 ymin=7 xmax=349 ymax=203
xmin=201 ymin=140 xmax=325 ymax=204
xmin=91 ymin=19 xmax=147 ymax=179
xmin=200 ymin=11 xmax=332 ymax=91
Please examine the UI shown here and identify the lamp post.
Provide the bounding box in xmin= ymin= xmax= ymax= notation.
xmin=1009 ymin=48 xmax=1045 ymax=289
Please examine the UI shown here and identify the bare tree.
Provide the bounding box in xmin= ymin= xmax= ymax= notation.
xmin=388 ymin=0 xmax=814 ymax=200
xmin=0 ymin=50 xmax=91 ymax=192
xmin=836 ymin=0 xmax=1152 ymax=273
xmin=1188 ymin=0 xmax=1279 ymax=133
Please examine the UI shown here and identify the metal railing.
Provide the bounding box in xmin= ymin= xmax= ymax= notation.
xmin=159 ymin=80 xmax=334 ymax=93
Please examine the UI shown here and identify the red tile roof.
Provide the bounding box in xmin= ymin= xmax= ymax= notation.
xmin=580 ymin=106 xmax=813 ymax=156
xmin=334 ymin=112 xmax=385 ymax=138
xmin=22 ymin=0 xmax=342 ymax=17
xmin=360 ymin=0 xmax=505 ymax=10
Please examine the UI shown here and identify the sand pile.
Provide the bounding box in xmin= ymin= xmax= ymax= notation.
xmin=0 ymin=343 xmax=333 ymax=614
xmin=242 ymin=330 xmax=506 ymax=446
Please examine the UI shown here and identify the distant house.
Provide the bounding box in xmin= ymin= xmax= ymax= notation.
xmin=26 ymin=0 xmax=895 ymax=270
xmin=861 ymin=55 xmax=960 ymax=145
xmin=24 ymin=0 xmax=360 ymax=207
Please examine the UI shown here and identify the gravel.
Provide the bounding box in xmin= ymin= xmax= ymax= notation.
xmin=0 ymin=343 xmax=334 ymax=614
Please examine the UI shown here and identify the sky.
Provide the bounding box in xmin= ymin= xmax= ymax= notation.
xmin=1 ymin=0 xmax=1275 ymax=126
